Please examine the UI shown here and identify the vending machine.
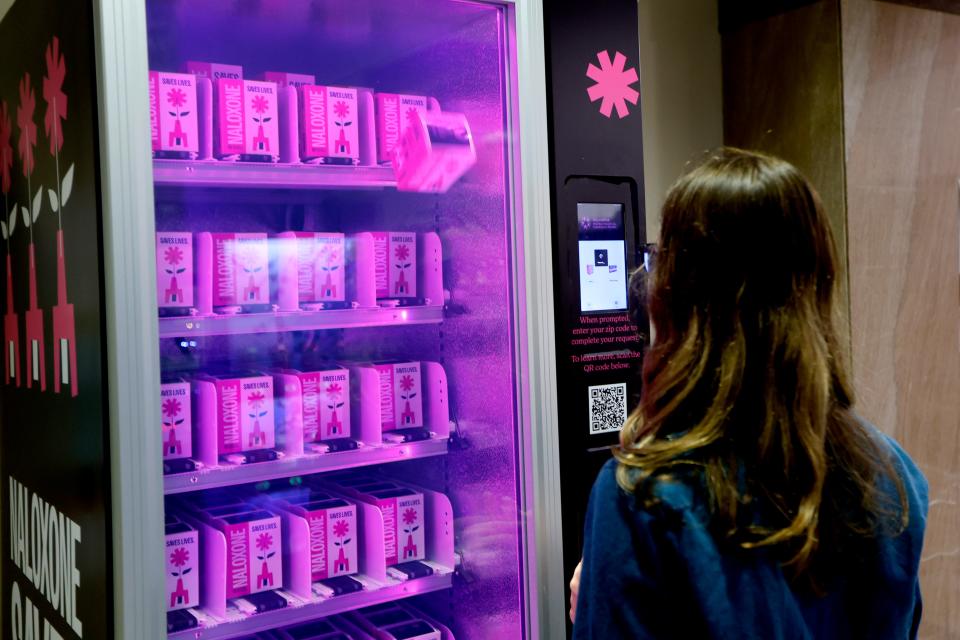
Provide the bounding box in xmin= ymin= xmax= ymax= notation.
xmin=0 ymin=0 xmax=646 ymax=638
xmin=91 ymin=0 xmax=575 ymax=638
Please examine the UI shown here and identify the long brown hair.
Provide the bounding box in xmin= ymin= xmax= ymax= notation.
xmin=615 ymin=148 xmax=906 ymax=577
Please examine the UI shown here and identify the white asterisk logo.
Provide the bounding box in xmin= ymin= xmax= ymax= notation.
xmin=586 ymin=50 xmax=640 ymax=119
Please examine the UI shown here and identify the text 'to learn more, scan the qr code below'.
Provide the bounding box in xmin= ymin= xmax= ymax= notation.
xmin=588 ymin=382 xmax=628 ymax=434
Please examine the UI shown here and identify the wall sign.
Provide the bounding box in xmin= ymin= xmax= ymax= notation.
xmin=543 ymin=0 xmax=648 ymax=635
xmin=0 ymin=0 xmax=114 ymax=638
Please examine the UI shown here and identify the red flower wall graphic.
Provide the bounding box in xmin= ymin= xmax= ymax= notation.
xmin=18 ymin=72 xmax=45 ymax=392
xmin=586 ymin=50 xmax=639 ymax=119
xmin=42 ymin=36 xmax=67 ymax=156
xmin=16 ymin=75 xmax=37 ymax=178
xmin=1 ymin=99 xmax=18 ymax=387
xmin=43 ymin=36 xmax=78 ymax=397
xmin=0 ymin=102 xmax=12 ymax=195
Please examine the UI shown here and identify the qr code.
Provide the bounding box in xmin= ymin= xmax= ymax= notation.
xmin=588 ymin=383 xmax=628 ymax=434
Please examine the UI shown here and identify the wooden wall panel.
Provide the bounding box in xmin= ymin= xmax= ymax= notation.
xmin=842 ymin=1 xmax=960 ymax=637
xmin=721 ymin=0 xmax=849 ymax=297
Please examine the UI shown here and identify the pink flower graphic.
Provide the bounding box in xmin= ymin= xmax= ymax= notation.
xmin=405 ymin=106 xmax=420 ymax=124
xmin=248 ymin=390 xmax=266 ymax=408
xmin=323 ymin=248 xmax=340 ymax=265
xmin=256 ymin=532 xmax=273 ymax=552
xmin=170 ymin=547 xmax=190 ymax=567
xmin=251 ymin=95 xmax=269 ymax=115
xmin=402 ymin=507 xmax=418 ymax=525
xmin=333 ymin=100 xmax=350 ymax=119
xmin=0 ymin=101 xmax=12 ymax=195
xmin=586 ymin=50 xmax=639 ymax=119
xmin=42 ymin=37 xmax=68 ymax=154
xmin=326 ymin=382 xmax=342 ymax=397
xmin=333 ymin=519 xmax=349 ymax=538
xmin=240 ymin=247 xmax=263 ymax=271
xmin=399 ymin=375 xmax=415 ymax=392
xmin=16 ymin=74 xmax=37 ymax=177
xmin=162 ymin=397 xmax=182 ymax=418
xmin=394 ymin=244 xmax=410 ymax=261
xmin=167 ymin=88 xmax=186 ymax=108
xmin=164 ymin=245 xmax=184 ymax=266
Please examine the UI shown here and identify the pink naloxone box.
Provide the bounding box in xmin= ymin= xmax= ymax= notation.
xmin=287 ymin=497 xmax=358 ymax=582
xmin=210 ymin=510 xmax=283 ymax=599
xmin=393 ymin=111 xmax=476 ymax=193
xmin=297 ymin=368 xmax=351 ymax=442
xmin=200 ymin=374 xmax=276 ymax=454
xmin=160 ymin=380 xmax=192 ymax=460
xmin=299 ymin=85 xmax=360 ymax=164
xmin=208 ymin=232 xmax=271 ymax=309
xmin=372 ymin=232 xmax=416 ymax=300
xmin=375 ymin=92 xmax=429 ymax=165
xmin=282 ymin=232 xmax=346 ymax=305
xmin=356 ymin=486 xmax=425 ymax=566
xmin=213 ymin=79 xmax=280 ymax=160
xmin=165 ymin=521 xmax=200 ymax=611
xmin=149 ymin=72 xmax=199 ymax=157
xmin=156 ymin=232 xmax=194 ymax=310
xmin=372 ymin=362 xmax=424 ymax=431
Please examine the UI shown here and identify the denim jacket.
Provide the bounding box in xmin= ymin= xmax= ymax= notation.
xmin=573 ymin=428 xmax=928 ymax=639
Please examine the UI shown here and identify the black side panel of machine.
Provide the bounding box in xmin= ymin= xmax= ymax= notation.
xmin=543 ymin=0 xmax=648 ymax=633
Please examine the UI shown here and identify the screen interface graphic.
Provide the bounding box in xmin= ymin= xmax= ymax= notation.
xmin=577 ymin=203 xmax=627 ymax=312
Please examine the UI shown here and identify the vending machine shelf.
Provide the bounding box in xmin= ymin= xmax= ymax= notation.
xmin=168 ymin=573 xmax=453 ymax=640
xmin=163 ymin=437 xmax=450 ymax=494
xmin=158 ymin=305 xmax=444 ymax=338
xmin=154 ymin=159 xmax=398 ymax=190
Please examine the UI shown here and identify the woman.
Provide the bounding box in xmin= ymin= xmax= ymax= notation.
xmin=571 ymin=149 xmax=927 ymax=639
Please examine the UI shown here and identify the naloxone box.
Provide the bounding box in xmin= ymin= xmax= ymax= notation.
xmin=296 ymin=368 xmax=352 ymax=442
xmin=372 ymin=362 xmax=424 ymax=431
xmin=329 ymin=482 xmax=424 ymax=567
xmin=286 ymin=497 xmax=358 ymax=582
xmin=202 ymin=232 xmax=271 ymax=310
xmin=299 ymin=85 xmax=360 ymax=164
xmin=197 ymin=374 xmax=276 ymax=456
xmin=165 ymin=521 xmax=200 ymax=611
xmin=209 ymin=510 xmax=283 ymax=599
xmin=372 ymin=232 xmax=416 ymax=300
xmin=212 ymin=78 xmax=280 ymax=160
xmin=161 ymin=379 xmax=192 ymax=460
xmin=149 ymin=72 xmax=199 ymax=158
xmin=157 ymin=232 xmax=194 ymax=311
xmin=281 ymin=232 xmax=346 ymax=307
xmin=375 ymin=92 xmax=429 ymax=165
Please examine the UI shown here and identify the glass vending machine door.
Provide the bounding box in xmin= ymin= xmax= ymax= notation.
xmin=148 ymin=1 xmax=531 ymax=639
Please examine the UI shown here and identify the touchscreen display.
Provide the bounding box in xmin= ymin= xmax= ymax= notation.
xmin=577 ymin=203 xmax=627 ymax=313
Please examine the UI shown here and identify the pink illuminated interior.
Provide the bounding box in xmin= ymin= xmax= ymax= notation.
xmin=148 ymin=1 xmax=527 ymax=639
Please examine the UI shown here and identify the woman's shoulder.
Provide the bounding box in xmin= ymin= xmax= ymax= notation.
xmin=871 ymin=424 xmax=927 ymax=492
xmin=594 ymin=457 xmax=707 ymax=525
xmin=865 ymin=420 xmax=929 ymax=533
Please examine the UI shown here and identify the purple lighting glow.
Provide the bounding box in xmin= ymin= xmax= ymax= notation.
xmin=149 ymin=1 xmax=527 ymax=638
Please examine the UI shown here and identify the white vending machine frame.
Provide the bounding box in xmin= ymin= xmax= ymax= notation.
xmin=91 ymin=0 xmax=568 ymax=638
